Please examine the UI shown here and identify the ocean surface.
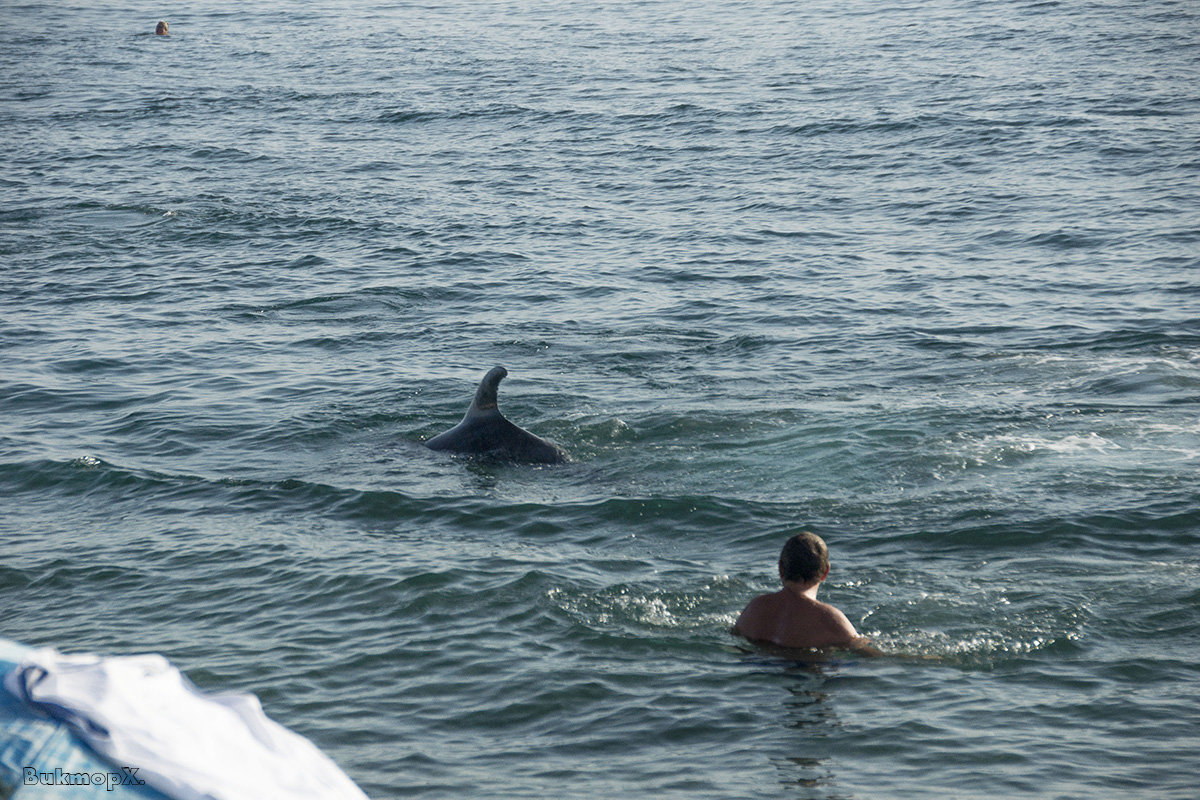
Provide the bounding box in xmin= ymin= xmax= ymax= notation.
xmin=2 ymin=0 xmax=1198 ymax=796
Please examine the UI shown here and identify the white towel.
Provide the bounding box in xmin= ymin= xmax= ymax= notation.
xmin=3 ymin=647 xmax=370 ymax=800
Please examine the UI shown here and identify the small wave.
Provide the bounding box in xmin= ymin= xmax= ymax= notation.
xmin=1023 ymin=228 xmax=1110 ymax=250
xmin=752 ymin=227 xmax=845 ymax=241
xmin=376 ymin=103 xmax=547 ymax=125
xmin=882 ymin=503 xmax=1200 ymax=553
xmin=0 ymin=456 xmax=203 ymax=501
xmin=188 ymin=146 xmax=269 ymax=163
xmin=546 ymin=575 xmax=741 ymax=635
xmin=572 ymin=417 xmax=637 ymax=446
xmin=375 ymin=108 xmax=443 ymax=124
xmin=765 ymin=117 xmax=925 ymax=137
xmin=970 ymin=431 xmax=1121 ymax=458
xmin=873 ymin=629 xmax=1085 ymax=664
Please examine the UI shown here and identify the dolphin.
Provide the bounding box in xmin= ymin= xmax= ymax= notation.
xmin=424 ymin=367 xmax=568 ymax=464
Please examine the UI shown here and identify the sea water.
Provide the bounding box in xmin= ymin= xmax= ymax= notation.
xmin=1 ymin=0 xmax=1198 ymax=797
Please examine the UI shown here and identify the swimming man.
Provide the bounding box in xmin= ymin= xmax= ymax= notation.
xmin=733 ymin=532 xmax=880 ymax=656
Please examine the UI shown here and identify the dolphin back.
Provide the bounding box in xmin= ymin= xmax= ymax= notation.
xmin=424 ymin=367 xmax=568 ymax=464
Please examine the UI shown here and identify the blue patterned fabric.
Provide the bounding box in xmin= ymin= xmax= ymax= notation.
xmin=0 ymin=639 xmax=169 ymax=799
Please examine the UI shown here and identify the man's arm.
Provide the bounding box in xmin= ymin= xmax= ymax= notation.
xmin=846 ymin=636 xmax=883 ymax=657
xmin=826 ymin=605 xmax=882 ymax=657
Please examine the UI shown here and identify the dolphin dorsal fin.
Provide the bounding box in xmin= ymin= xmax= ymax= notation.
xmin=468 ymin=366 xmax=507 ymax=414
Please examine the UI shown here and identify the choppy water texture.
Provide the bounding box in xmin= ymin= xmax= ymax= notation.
xmin=3 ymin=0 xmax=1199 ymax=797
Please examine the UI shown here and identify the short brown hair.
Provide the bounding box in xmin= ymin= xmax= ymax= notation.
xmin=779 ymin=532 xmax=829 ymax=583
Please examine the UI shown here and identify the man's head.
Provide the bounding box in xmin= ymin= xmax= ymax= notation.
xmin=778 ymin=532 xmax=829 ymax=585
xmin=156 ymin=21 xmax=169 ymax=35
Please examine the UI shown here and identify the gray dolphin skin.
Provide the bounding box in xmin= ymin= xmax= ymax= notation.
xmin=424 ymin=367 xmax=568 ymax=464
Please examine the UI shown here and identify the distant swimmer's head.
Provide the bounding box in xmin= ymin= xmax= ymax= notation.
xmin=779 ymin=531 xmax=830 ymax=585
xmin=156 ymin=21 xmax=169 ymax=36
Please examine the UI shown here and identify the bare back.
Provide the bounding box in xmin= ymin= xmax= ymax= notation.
xmin=733 ymin=589 xmax=861 ymax=650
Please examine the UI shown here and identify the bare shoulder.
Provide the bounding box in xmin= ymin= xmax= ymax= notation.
xmin=820 ymin=601 xmax=856 ymax=630
xmin=812 ymin=599 xmax=860 ymax=641
xmin=731 ymin=591 xmax=780 ymax=637
xmin=815 ymin=601 xmax=883 ymax=655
